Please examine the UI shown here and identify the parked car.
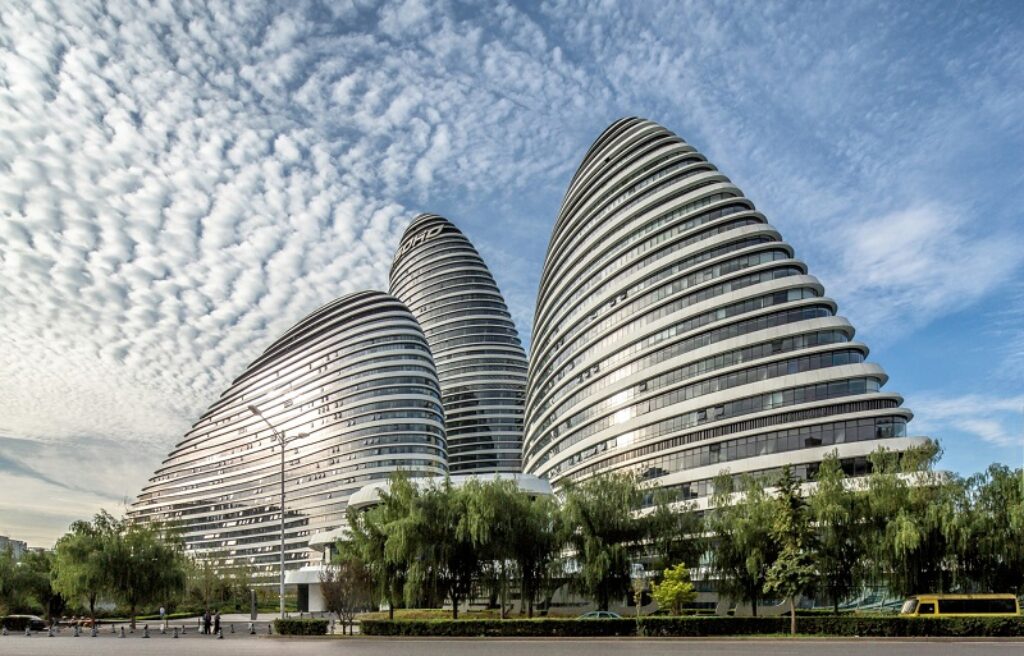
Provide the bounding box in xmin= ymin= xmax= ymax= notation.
xmin=578 ymin=611 xmax=622 ymax=619
xmin=2 ymin=615 xmax=48 ymax=631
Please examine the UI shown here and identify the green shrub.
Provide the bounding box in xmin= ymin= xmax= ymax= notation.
xmin=360 ymin=615 xmax=1024 ymax=638
xmin=273 ymin=618 xmax=329 ymax=635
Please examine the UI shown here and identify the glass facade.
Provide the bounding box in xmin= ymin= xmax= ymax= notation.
xmin=524 ymin=118 xmax=926 ymax=491
xmin=129 ymin=291 xmax=446 ymax=580
xmin=390 ymin=213 xmax=529 ymax=473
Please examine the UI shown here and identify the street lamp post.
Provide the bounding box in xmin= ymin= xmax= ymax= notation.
xmin=248 ymin=404 xmax=307 ymax=621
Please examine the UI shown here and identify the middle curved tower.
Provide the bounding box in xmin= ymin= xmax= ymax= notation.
xmin=390 ymin=213 xmax=529 ymax=473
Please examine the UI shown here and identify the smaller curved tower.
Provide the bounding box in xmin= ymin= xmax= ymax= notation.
xmin=390 ymin=213 xmax=529 ymax=473
xmin=130 ymin=291 xmax=446 ymax=578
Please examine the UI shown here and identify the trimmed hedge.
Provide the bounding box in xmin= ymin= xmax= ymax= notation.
xmin=360 ymin=615 xmax=1024 ymax=637
xmin=273 ymin=618 xmax=329 ymax=635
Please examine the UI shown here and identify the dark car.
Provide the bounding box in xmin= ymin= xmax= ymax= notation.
xmin=3 ymin=615 xmax=48 ymax=631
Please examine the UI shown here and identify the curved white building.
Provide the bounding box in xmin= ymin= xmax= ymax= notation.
xmin=390 ymin=213 xmax=529 ymax=474
xmin=524 ymin=118 xmax=926 ymax=501
xmin=129 ymin=291 xmax=446 ymax=579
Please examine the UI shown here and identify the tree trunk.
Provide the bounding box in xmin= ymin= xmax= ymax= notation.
xmin=751 ymin=595 xmax=758 ymax=617
xmin=130 ymin=604 xmax=137 ymax=631
xmin=833 ymin=594 xmax=839 ymax=616
xmin=89 ymin=594 xmax=96 ymax=624
xmin=790 ymin=597 xmax=796 ymax=636
xmin=451 ymin=593 xmax=459 ymax=620
xmin=500 ymin=562 xmax=507 ymax=619
xmin=388 ymin=597 xmax=394 ymax=621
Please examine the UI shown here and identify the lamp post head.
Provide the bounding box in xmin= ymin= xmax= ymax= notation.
xmin=247 ymin=404 xmax=261 ymax=416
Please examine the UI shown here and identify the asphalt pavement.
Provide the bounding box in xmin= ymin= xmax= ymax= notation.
xmin=0 ymin=634 xmax=1022 ymax=656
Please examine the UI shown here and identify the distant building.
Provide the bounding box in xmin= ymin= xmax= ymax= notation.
xmin=0 ymin=535 xmax=28 ymax=560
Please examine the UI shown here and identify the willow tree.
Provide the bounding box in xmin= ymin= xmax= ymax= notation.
xmin=105 ymin=520 xmax=187 ymax=629
xmin=561 ymin=472 xmax=646 ymax=611
xmin=961 ymin=464 xmax=1024 ymax=594
xmin=344 ymin=473 xmax=417 ymax=619
xmin=512 ymin=493 xmax=565 ymax=617
xmin=647 ymin=489 xmax=705 ymax=576
xmin=809 ymin=452 xmax=862 ymax=613
xmin=461 ymin=478 xmax=519 ymax=617
xmin=706 ymin=473 xmax=779 ymax=616
xmin=52 ymin=511 xmax=119 ymax=622
xmin=862 ymin=442 xmax=957 ymax=596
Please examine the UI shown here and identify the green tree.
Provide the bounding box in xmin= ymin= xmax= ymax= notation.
xmin=808 ymin=452 xmax=863 ymax=613
xmin=52 ymin=511 xmax=119 ymax=621
xmin=511 ymin=493 xmax=565 ymax=617
xmin=646 ymin=490 xmax=705 ymax=575
xmin=462 ymin=478 xmax=519 ymax=617
xmin=960 ymin=464 xmax=1024 ymax=594
xmin=862 ymin=442 xmax=956 ymax=596
xmin=343 ymin=474 xmax=415 ymax=619
xmin=561 ymin=472 xmax=647 ymax=611
xmin=649 ymin=563 xmax=696 ymax=615
xmin=16 ymin=550 xmax=64 ymax=621
xmin=764 ymin=465 xmax=818 ymax=636
xmin=0 ymin=546 xmax=18 ymax=614
xmin=105 ymin=519 xmax=188 ymax=629
xmin=185 ymin=556 xmax=233 ymax=612
xmin=381 ymin=477 xmax=479 ymax=618
xmin=706 ymin=473 xmax=779 ymax=616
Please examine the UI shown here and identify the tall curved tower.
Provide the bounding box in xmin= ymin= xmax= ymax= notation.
xmin=390 ymin=213 xmax=529 ymax=473
xmin=524 ymin=118 xmax=927 ymax=501
xmin=130 ymin=290 xmax=446 ymax=578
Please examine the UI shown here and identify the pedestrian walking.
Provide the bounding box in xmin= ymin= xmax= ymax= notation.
xmin=159 ymin=606 xmax=166 ymax=632
xmin=203 ymin=610 xmax=211 ymax=635
xmin=213 ymin=610 xmax=221 ymax=636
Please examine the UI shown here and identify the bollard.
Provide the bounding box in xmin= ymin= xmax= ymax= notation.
xmin=25 ymin=627 xmax=30 ymax=637
xmin=161 ymin=624 xmax=166 ymax=635
xmin=268 ymin=622 xmax=272 ymax=635
xmin=248 ymin=622 xmax=255 ymax=635
xmin=230 ymin=623 xmax=235 ymax=634
xmin=143 ymin=625 xmax=150 ymax=639
xmin=173 ymin=627 xmax=179 ymax=639
xmin=181 ymin=624 xmax=186 ymax=635
xmin=91 ymin=626 xmax=98 ymax=637
xmin=119 ymin=626 xmax=125 ymax=639
xmin=217 ymin=629 xmax=223 ymax=640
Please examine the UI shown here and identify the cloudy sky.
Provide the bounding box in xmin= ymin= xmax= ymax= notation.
xmin=1 ymin=0 xmax=1022 ymax=546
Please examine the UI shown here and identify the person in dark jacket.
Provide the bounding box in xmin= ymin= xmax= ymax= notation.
xmin=203 ymin=610 xmax=211 ymax=635
xmin=213 ymin=610 xmax=221 ymax=635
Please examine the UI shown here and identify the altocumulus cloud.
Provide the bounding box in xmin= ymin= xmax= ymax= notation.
xmin=1 ymin=0 xmax=1022 ymax=543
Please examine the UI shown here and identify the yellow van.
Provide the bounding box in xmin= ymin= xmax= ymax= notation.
xmin=900 ymin=594 xmax=1020 ymax=617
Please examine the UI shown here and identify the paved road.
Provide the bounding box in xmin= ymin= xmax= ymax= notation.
xmin=0 ymin=634 xmax=1022 ymax=656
